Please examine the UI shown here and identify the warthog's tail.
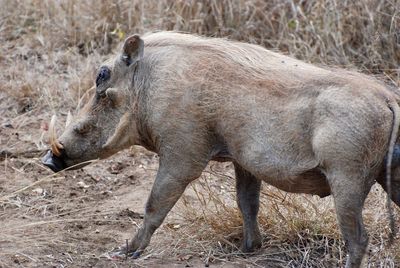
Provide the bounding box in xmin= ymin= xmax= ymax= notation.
xmin=386 ymin=99 xmax=400 ymax=243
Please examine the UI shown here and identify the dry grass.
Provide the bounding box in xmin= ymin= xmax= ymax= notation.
xmin=0 ymin=0 xmax=399 ymax=267
xmin=1 ymin=0 xmax=399 ymax=84
xmin=170 ymin=163 xmax=399 ymax=267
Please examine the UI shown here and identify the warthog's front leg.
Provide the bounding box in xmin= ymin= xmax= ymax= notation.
xmin=129 ymin=172 xmax=191 ymax=257
xmin=121 ymin=156 xmax=205 ymax=258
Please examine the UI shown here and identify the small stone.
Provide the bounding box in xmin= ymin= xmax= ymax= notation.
xmin=32 ymin=187 xmax=44 ymax=194
xmin=77 ymin=181 xmax=90 ymax=188
xmin=2 ymin=123 xmax=13 ymax=128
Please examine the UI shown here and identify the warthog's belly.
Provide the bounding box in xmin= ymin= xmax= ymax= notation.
xmin=209 ymin=143 xmax=330 ymax=197
xmin=261 ymin=168 xmax=331 ymax=197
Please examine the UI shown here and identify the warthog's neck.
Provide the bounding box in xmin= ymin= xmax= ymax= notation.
xmin=133 ymin=104 xmax=159 ymax=153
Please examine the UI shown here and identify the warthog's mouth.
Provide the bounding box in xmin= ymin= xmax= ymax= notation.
xmin=42 ymin=150 xmax=67 ymax=172
xmin=42 ymin=150 xmax=92 ymax=172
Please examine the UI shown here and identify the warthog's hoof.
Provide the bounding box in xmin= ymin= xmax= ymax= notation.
xmin=108 ymin=247 xmax=143 ymax=260
xmin=108 ymin=248 xmax=126 ymax=260
xmin=241 ymin=233 xmax=262 ymax=254
xmin=131 ymin=251 xmax=142 ymax=259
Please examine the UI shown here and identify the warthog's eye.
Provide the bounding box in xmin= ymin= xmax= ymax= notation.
xmin=96 ymin=66 xmax=111 ymax=88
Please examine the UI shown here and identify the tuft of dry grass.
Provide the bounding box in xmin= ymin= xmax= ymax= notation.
xmin=0 ymin=0 xmax=399 ymax=267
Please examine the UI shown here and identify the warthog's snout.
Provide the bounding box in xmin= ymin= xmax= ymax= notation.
xmin=42 ymin=149 xmax=91 ymax=172
xmin=42 ymin=150 xmax=66 ymax=172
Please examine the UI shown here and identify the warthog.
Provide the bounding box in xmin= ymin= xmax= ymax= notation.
xmin=42 ymin=32 xmax=400 ymax=268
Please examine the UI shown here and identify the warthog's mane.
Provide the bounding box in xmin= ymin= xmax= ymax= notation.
xmin=140 ymin=31 xmax=396 ymax=97
xmin=141 ymin=32 xmax=334 ymax=89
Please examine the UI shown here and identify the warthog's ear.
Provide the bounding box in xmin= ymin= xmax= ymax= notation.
xmin=121 ymin=35 xmax=144 ymax=66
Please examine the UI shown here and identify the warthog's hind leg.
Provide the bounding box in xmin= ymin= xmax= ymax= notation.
xmin=328 ymin=172 xmax=371 ymax=268
xmin=234 ymin=163 xmax=262 ymax=252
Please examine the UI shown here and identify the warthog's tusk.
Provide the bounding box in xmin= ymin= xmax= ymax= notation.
xmin=49 ymin=115 xmax=64 ymax=157
xmin=65 ymin=111 xmax=72 ymax=128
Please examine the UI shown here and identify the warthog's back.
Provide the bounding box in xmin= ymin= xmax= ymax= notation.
xmin=143 ymin=31 xmax=331 ymax=89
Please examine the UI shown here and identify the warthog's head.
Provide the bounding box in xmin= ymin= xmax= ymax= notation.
xmin=42 ymin=35 xmax=144 ymax=172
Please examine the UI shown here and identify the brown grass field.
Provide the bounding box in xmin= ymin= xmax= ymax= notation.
xmin=0 ymin=0 xmax=399 ymax=267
